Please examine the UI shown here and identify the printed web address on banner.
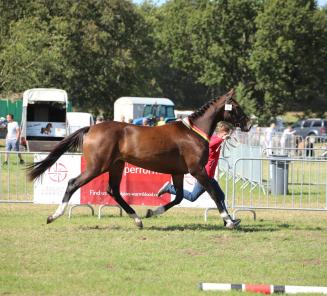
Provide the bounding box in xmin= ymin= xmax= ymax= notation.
xmin=89 ymin=190 xmax=157 ymax=197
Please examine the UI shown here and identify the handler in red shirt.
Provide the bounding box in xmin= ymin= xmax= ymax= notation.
xmin=157 ymin=121 xmax=240 ymax=228
xmin=205 ymin=134 xmax=224 ymax=178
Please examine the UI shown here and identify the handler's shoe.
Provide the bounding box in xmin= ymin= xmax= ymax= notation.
xmin=157 ymin=181 xmax=170 ymax=197
xmin=225 ymin=218 xmax=241 ymax=229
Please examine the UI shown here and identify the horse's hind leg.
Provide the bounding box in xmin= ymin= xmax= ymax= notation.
xmin=108 ymin=161 xmax=143 ymax=229
xmin=47 ymin=169 xmax=100 ymax=224
xmin=146 ymin=174 xmax=184 ymax=218
xmin=192 ymin=169 xmax=236 ymax=227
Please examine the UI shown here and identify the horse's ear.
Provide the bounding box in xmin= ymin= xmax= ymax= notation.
xmin=226 ymin=89 xmax=235 ymax=103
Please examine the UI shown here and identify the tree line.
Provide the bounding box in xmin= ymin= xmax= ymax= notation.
xmin=0 ymin=0 xmax=326 ymax=123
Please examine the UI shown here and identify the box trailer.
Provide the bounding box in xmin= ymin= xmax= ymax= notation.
xmin=20 ymin=88 xmax=68 ymax=152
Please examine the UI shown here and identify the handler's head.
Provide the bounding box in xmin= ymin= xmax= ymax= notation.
xmin=217 ymin=121 xmax=234 ymax=134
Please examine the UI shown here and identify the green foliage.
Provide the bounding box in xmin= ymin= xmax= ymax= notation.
xmin=249 ymin=0 xmax=327 ymax=120
xmin=235 ymin=82 xmax=257 ymax=118
xmin=0 ymin=16 xmax=69 ymax=91
xmin=150 ymin=0 xmax=262 ymax=107
xmin=60 ymin=0 xmax=155 ymax=118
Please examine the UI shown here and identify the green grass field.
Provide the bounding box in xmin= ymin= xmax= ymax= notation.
xmin=1 ymin=204 xmax=327 ymax=296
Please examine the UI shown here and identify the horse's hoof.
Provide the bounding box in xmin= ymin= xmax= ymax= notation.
xmin=145 ymin=209 xmax=153 ymax=218
xmin=135 ymin=219 xmax=143 ymax=229
xmin=225 ymin=219 xmax=241 ymax=229
xmin=47 ymin=216 xmax=54 ymax=224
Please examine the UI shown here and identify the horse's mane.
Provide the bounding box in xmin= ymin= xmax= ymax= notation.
xmin=188 ymin=95 xmax=222 ymax=122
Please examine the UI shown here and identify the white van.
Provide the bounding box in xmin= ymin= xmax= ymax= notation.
xmin=174 ymin=110 xmax=193 ymax=120
xmin=67 ymin=112 xmax=94 ymax=134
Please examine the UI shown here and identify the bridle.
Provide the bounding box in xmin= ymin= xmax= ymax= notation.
xmin=223 ymin=94 xmax=248 ymax=128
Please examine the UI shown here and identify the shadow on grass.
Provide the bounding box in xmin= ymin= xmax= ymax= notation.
xmin=146 ymin=223 xmax=281 ymax=232
xmin=76 ymin=219 xmax=324 ymax=232
xmin=277 ymin=222 xmax=324 ymax=231
xmin=78 ymin=223 xmax=278 ymax=232
xmin=79 ymin=224 xmax=123 ymax=231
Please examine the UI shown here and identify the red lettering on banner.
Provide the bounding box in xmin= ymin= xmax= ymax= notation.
xmin=80 ymin=158 xmax=172 ymax=206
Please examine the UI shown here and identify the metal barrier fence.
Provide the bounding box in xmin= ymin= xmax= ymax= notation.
xmin=0 ymin=151 xmax=33 ymax=203
xmin=262 ymin=147 xmax=327 ymax=158
xmin=231 ymin=131 xmax=327 ymax=159
xmin=305 ymin=135 xmax=327 ymax=145
xmin=234 ymin=129 xmax=303 ymax=152
xmin=231 ymin=157 xmax=327 ymax=219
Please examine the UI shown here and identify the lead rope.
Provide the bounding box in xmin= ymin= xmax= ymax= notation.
xmin=221 ymin=129 xmax=240 ymax=158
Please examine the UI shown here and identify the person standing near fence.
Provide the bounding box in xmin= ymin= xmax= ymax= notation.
xmin=156 ymin=121 xmax=240 ymax=229
xmin=280 ymin=125 xmax=295 ymax=154
xmin=3 ymin=114 xmax=24 ymax=165
xmin=264 ymin=122 xmax=276 ymax=155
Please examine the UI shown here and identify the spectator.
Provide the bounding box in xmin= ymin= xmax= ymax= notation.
xmin=265 ymin=122 xmax=276 ymax=155
xmin=142 ymin=118 xmax=149 ymax=126
xmin=96 ymin=116 xmax=104 ymax=124
xmin=3 ymin=114 xmax=24 ymax=165
xmin=157 ymin=116 xmax=165 ymax=126
xmin=280 ymin=125 xmax=295 ymax=154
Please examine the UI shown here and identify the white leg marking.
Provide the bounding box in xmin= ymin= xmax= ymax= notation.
xmin=220 ymin=211 xmax=232 ymax=222
xmin=129 ymin=213 xmax=142 ymax=224
xmin=52 ymin=202 xmax=68 ymax=220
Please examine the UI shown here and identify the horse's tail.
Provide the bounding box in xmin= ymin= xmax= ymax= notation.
xmin=28 ymin=126 xmax=90 ymax=181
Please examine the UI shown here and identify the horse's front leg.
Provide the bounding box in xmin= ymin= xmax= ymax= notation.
xmin=192 ymin=169 xmax=239 ymax=229
xmin=108 ymin=162 xmax=143 ymax=229
xmin=146 ymin=174 xmax=184 ymax=218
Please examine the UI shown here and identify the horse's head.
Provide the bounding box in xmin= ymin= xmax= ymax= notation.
xmin=222 ymin=89 xmax=251 ymax=132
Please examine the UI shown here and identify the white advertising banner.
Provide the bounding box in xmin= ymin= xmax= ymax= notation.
xmin=33 ymin=154 xmax=81 ymax=204
xmin=27 ymin=121 xmax=66 ymax=137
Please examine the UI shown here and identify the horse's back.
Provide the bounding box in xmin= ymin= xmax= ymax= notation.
xmin=120 ymin=122 xmax=182 ymax=154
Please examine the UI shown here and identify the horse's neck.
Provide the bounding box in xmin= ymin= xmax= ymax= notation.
xmin=191 ymin=100 xmax=225 ymax=137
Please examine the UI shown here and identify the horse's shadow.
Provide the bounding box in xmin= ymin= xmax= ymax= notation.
xmin=81 ymin=223 xmax=277 ymax=232
xmin=146 ymin=223 xmax=279 ymax=233
xmin=81 ymin=223 xmax=280 ymax=233
xmin=79 ymin=221 xmax=324 ymax=233
xmin=146 ymin=222 xmax=324 ymax=232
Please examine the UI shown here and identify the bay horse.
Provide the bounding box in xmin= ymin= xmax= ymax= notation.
xmin=28 ymin=89 xmax=251 ymax=228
